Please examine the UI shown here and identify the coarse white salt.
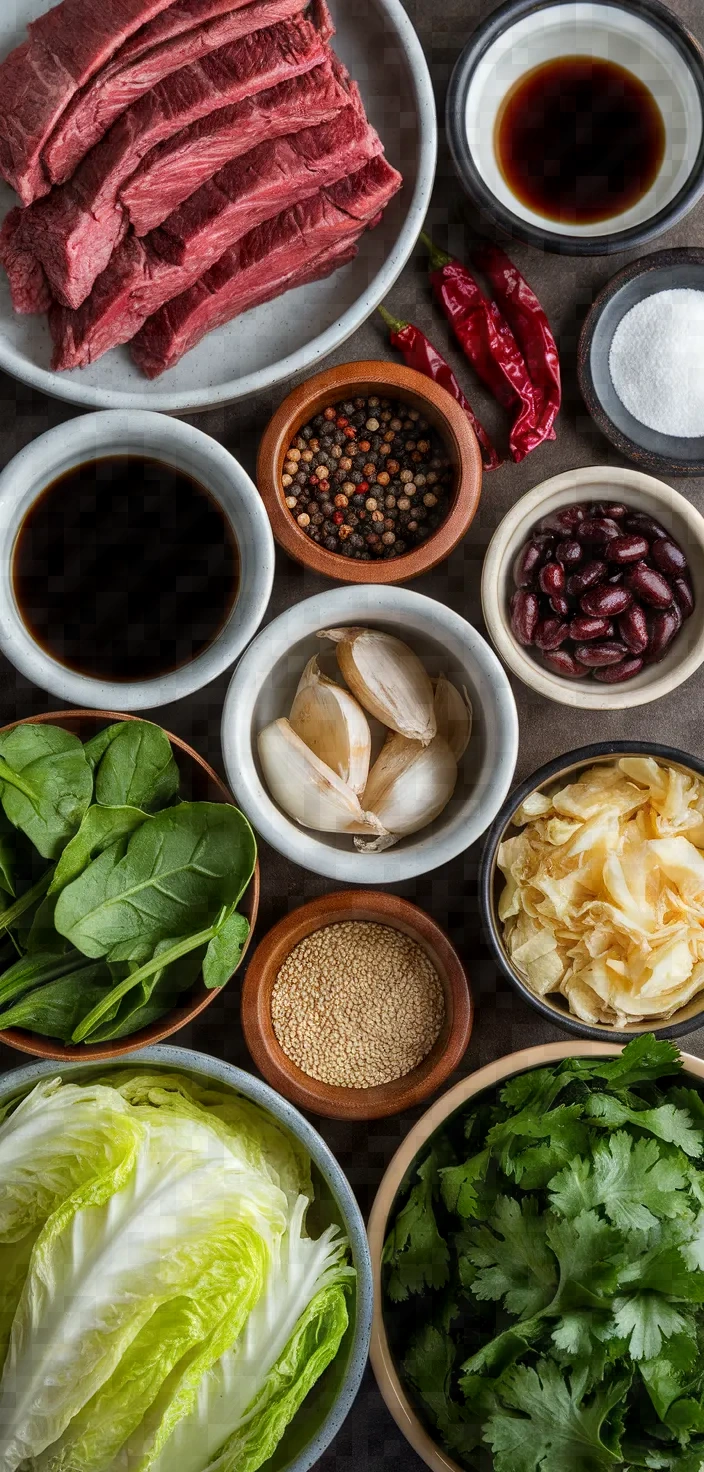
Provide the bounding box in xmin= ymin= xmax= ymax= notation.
xmin=609 ymin=287 xmax=704 ymax=438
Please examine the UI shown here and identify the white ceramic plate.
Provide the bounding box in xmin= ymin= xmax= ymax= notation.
xmin=0 ymin=0 xmax=436 ymax=412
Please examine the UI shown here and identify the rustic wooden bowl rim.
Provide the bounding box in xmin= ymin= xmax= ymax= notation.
xmin=240 ymin=889 xmax=472 ymax=1121
xmin=0 ymin=710 xmax=260 ymax=1063
xmin=256 ymin=360 xmax=483 ymax=584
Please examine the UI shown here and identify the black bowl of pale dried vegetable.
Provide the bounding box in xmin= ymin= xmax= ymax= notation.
xmin=371 ymin=1036 xmax=704 ymax=1472
xmin=0 ymin=714 xmax=257 ymax=1058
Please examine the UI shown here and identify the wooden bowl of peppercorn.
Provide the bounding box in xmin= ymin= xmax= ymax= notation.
xmin=240 ymin=890 xmax=473 ymax=1121
xmin=257 ymin=361 xmax=483 ymax=583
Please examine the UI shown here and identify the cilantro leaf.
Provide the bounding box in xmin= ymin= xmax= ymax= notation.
xmin=382 ymin=1151 xmax=450 ymax=1302
xmin=612 ymin=1294 xmax=687 ymax=1360
xmin=586 ymin=1096 xmax=703 ymax=1160
xmin=440 ymin=1148 xmax=490 ymax=1220
xmin=404 ymin=1321 xmax=484 ymax=1465
xmin=462 ymin=1196 xmax=557 ymax=1318
xmin=484 ymin=1359 xmax=628 ymax=1471
xmin=550 ymin=1134 xmax=690 ymax=1231
xmin=639 ymin=1332 xmax=699 ymax=1419
xmin=565 ymin=1035 xmax=682 ymax=1091
xmin=460 ymin=1320 xmax=544 ymax=1391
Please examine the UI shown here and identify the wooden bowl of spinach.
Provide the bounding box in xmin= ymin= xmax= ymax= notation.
xmin=0 ymin=711 xmax=259 ymax=1060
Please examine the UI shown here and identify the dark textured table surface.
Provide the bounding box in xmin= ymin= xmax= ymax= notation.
xmin=2 ymin=1 xmax=704 ymax=1466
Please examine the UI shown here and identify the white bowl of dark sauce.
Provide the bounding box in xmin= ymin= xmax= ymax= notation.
xmin=447 ymin=0 xmax=704 ymax=254
xmin=0 ymin=411 xmax=274 ymax=709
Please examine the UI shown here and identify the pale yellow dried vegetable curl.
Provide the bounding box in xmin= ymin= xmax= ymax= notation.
xmin=498 ymin=757 xmax=704 ymax=1028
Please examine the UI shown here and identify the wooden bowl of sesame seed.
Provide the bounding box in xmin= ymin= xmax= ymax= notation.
xmin=256 ymin=360 xmax=483 ymax=584
xmin=240 ymin=890 xmax=472 ymax=1121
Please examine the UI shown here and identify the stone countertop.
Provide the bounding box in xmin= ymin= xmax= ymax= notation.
xmin=1 ymin=1 xmax=704 ymax=1467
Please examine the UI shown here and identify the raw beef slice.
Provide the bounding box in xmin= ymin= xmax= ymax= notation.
xmin=0 ymin=0 xmax=258 ymax=203
xmin=129 ymin=155 xmax=402 ymax=377
xmin=5 ymin=12 xmax=329 ymax=313
xmin=50 ymin=103 xmax=383 ymax=369
xmin=121 ymin=56 xmax=353 ymax=236
xmin=44 ymin=0 xmax=311 ymax=188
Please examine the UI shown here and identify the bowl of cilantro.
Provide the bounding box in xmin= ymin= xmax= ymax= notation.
xmin=368 ymin=1034 xmax=704 ymax=1472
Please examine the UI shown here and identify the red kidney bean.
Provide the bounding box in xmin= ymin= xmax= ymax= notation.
xmin=607 ymin=534 xmax=649 ymax=564
xmin=555 ymin=538 xmax=583 ymax=567
xmin=569 ymin=615 xmax=613 ymax=641
xmin=651 ymin=537 xmax=688 ymax=577
xmin=646 ymin=605 xmax=682 ymax=663
xmin=617 ymin=604 xmax=649 ymax=654
xmin=672 ymin=576 xmax=695 ymax=619
xmin=574 ymin=640 xmax=628 ymax=668
xmin=593 ymin=502 xmax=627 ymax=519
xmin=539 ymin=561 xmax=565 ymax=597
xmin=624 ymin=511 xmax=667 ymax=539
xmin=594 ymin=657 xmax=644 ymax=683
xmin=577 ymin=517 xmax=621 ymax=544
xmin=566 ymin=560 xmax=607 ymax=596
xmin=535 ymin=617 xmax=570 ymax=651
xmin=510 ymin=590 xmax=539 ymax=645
xmin=550 ymin=594 xmax=570 ymax=617
xmin=580 ymin=585 xmax=632 ymax=617
xmin=513 ymin=540 xmax=544 ymax=588
xmin=626 ymin=562 xmax=673 ymax=608
xmin=539 ymin=506 xmax=585 ymax=535
xmin=543 ymin=649 xmax=588 ymax=678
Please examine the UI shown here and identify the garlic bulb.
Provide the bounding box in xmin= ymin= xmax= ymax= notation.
xmin=258 ymin=719 xmax=383 ymax=836
xmin=355 ymin=731 xmax=457 ymax=852
xmin=289 ymin=657 xmax=371 ymax=796
xmin=433 ymin=676 xmax=473 ymax=761
xmin=320 ymin=627 xmax=436 ymax=745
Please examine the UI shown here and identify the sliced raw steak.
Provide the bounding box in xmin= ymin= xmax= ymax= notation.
xmin=0 ymin=0 xmax=256 ymax=204
xmin=49 ymin=104 xmax=383 ymax=369
xmin=0 ymin=209 xmax=51 ymax=314
xmin=128 ymin=155 xmax=401 ymax=377
xmin=8 ymin=13 xmax=329 ymax=312
xmin=122 ymin=56 xmax=352 ymax=236
xmin=44 ymin=0 xmax=311 ymax=188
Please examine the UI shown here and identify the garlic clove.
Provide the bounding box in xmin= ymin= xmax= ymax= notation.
xmin=433 ymin=675 xmax=473 ymax=761
xmin=289 ymin=656 xmax=371 ymax=796
xmin=355 ymin=731 xmax=457 ymax=851
xmin=258 ymin=719 xmax=384 ymax=836
xmin=319 ymin=627 xmax=437 ymax=745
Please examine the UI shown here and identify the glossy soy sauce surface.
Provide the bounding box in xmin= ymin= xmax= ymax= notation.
xmin=495 ymin=56 xmax=666 ymax=225
xmin=13 ymin=456 xmax=240 ymax=682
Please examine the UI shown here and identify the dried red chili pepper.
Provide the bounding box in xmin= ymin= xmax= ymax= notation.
xmin=473 ymin=241 xmax=561 ymax=448
xmin=420 ymin=233 xmax=538 ymax=463
xmin=377 ymin=305 xmax=502 ymax=470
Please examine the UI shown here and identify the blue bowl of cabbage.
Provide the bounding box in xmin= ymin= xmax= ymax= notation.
xmin=0 ymin=1044 xmax=372 ymax=1472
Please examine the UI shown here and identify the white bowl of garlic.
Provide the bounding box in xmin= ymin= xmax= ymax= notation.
xmin=221 ymin=586 xmax=519 ymax=882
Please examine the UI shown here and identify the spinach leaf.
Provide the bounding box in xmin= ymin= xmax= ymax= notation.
xmin=86 ymin=946 xmax=206 ymax=1043
xmin=0 ymin=966 xmax=115 ymax=1041
xmin=54 ymin=802 xmax=256 ymax=963
xmin=49 ymin=806 xmax=149 ymax=895
xmin=90 ymin=722 xmax=180 ymax=812
xmin=0 ymin=812 xmax=15 ymax=898
xmin=203 ymin=909 xmax=250 ymax=989
xmin=0 ymin=949 xmax=92 ymax=1009
xmin=0 ymin=726 xmax=92 ymax=859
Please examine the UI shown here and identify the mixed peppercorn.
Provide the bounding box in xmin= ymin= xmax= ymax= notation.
xmin=282 ymin=395 xmax=454 ymax=560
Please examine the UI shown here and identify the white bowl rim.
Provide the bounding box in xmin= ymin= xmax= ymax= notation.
xmin=0 ymin=410 xmax=275 ymax=710
xmin=367 ymin=1039 xmax=704 ymax=1472
xmin=221 ymin=585 xmax=519 ymax=884
xmin=481 ymin=463 xmax=704 ymax=709
xmin=0 ymin=0 xmax=437 ymax=414
xmin=0 ymin=1042 xmax=374 ymax=1472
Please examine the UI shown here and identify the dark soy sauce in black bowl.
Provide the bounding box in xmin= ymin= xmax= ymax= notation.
xmin=495 ymin=55 xmax=666 ymax=225
xmin=12 ymin=456 xmax=240 ymax=682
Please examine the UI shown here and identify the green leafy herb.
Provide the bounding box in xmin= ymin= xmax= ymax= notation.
xmin=381 ymin=1037 xmax=704 ymax=1472
xmin=0 ymin=725 xmax=92 ymax=858
xmin=89 ymin=722 xmax=180 ymax=812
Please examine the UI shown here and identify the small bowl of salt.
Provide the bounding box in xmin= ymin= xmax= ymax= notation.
xmin=579 ymin=246 xmax=704 ymax=476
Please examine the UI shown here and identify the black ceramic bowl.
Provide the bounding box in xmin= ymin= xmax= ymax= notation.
xmin=578 ymin=247 xmax=704 ymax=476
xmin=480 ymin=740 xmax=704 ymax=1043
xmin=447 ymin=0 xmax=704 ymax=256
